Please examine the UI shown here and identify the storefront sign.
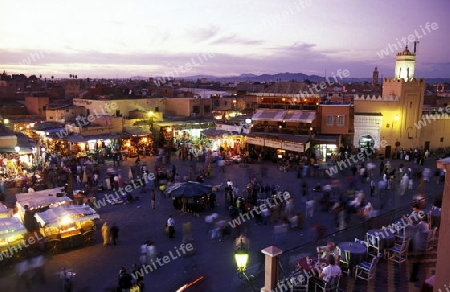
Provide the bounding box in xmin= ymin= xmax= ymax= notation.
xmin=246 ymin=136 xmax=264 ymax=146
xmin=282 ymin=142 xmax=304 ymax=153
xmin=264 ymin=139 xmax=282 ymax=149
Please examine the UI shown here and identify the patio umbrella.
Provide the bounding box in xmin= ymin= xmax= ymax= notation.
xmin=165 ymin=181 xmax=212 ymax=198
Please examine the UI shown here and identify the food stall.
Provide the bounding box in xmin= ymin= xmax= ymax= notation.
xmin=0 ymin=203 xmax=10 ymax=218
xmin=0 ymin=217 xmax=28 ymax=259
xmin=35 ymin=205 xmax=100 ymax=253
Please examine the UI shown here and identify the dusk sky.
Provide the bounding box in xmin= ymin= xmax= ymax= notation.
xmin=1 ymin=0 xmax=449 ymax=79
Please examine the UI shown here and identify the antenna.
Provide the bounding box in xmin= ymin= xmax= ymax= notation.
xmin=413 ymin=41 xmax=419 ymax=53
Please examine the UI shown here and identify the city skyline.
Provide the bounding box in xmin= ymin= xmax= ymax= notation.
xmin=1 ymin=0 xmax=449 ymax=79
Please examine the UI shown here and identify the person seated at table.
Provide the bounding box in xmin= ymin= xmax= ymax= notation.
xmin=123 ymin=192 xmax=135 ymax=203
xmin=317 ymin=242 xmax=340 ymax=262
xmin=319 ymin=254 xmax=342 ymax=282
xmin=409 ymin=204 xmax=424 ymax=223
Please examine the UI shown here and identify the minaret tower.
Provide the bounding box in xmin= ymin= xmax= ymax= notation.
xmin=372 ymin=66 xmax=379 ymax=86
xmin=394 ymin=45 xmax=416 ymax=81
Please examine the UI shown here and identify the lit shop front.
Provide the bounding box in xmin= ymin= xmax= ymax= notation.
xmin=201 ymin=129 xmax=245 ymax=154
xmin=154 ymin=121 xmax=215 ymax=149
xmin=312 ymin=135 xmax=341 ymax=162
xmin=60 ymin=134 xmax=124 ymax=160
xmin=121 ymin=129 xmax=153 ymax=157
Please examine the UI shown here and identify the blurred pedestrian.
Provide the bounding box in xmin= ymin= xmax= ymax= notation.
xmin=110 ymin=224 xmax=119 ymax=246
xmin=146 ymin=241 xmax=156 ymax=264
xmin=150 ymin=189 xmax=155 ymax=209
xmin=101 ymin=222 xmax=110 ymax=246
xmin=131 ymin=263 xmax=144 ymax=292
xmin=409 ymin=216 xmax=429 ymax=282
xmin=167 ymin=215 xmax=175 ymax=239
xmin=118 ymin=267 xmax=133 ymax=291
xmin=182 ymin=220 xmax=193 ymax=243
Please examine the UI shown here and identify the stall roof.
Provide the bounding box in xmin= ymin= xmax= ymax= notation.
xmin=124 ymin=127 xmax=152 ymax=136
xmin=284 ymin=110 xmax=316 ymax=123
xmin=35 ymin=205 xmax=100 ymax=227
xmin=0 ymin=217 xmax=27 ymax=240
xmin=252 ymin=109 xmax=316 ymax=123
xmin=251 ymin=109 xmax=286 ymax=122
xmin=247 ymin=133 xmax=310 ymax=144
xmin=61 ymin=133 xmax=124 ymax=143
xmin=202 ymin=128 xmax=242 ymax=138
xmin=0 ymin=203 xmax=9 ymax=218
xmin=16 ymin=187 xmax=72 ymax=211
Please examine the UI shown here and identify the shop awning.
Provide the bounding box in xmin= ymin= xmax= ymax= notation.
xmin=283 ymin=110 xmax=316 ymax=123
xmin=251 ymin=109 xmax=286 ymax=122
xmin=246 ymin=133 xmax=310 ymax=152
xmin=61 ymin=133 xmax=124 ymax=143
xmin=35 ymin=205 xmax=100 ymax=228
xmin=313 ymin=134 xmax=341 ymax=144
xmin=252 ymin=109 xmax=316 ymax=123
xmin=202 ymin=129 xmax=241 ymax=138
xmin=124 ymin=127 xmax=152 ymax=136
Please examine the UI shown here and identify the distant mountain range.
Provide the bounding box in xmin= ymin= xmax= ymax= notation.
xmin=133 ymin=73 xmax=450 ymax=84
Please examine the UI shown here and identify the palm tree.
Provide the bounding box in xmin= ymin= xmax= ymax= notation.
xmin=70 ymin=74 xmax=73 ymax=79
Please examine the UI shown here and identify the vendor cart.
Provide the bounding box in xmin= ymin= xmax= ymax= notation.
xmin=35 ymin=205 xmax=100 ymax=254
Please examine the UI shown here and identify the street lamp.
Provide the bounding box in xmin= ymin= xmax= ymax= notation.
xmin=392 ymin=115 xmax=399 ymax=128
xmin=234 ymin=238 xmax=256 ymax=291
xmin=14 ymin=146 xmax=20 ymax=154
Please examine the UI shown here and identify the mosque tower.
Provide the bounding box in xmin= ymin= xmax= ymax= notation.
xmin=372 ymin=66 xmax=379 ymax=86
xmin=394 ymin=44 xmax=416 ymax=81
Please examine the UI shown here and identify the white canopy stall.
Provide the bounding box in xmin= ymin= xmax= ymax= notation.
xmin=0 ymin=203 xmax=10 ymax=218
xmin=0 ymin=217 xmax=27 ymax=257
xmin=35 ymin=205 xmax=100 ymax=253
xmin=15 ymin=187 xmax=72 ymax=222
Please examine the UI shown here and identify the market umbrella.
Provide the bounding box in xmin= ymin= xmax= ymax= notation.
xmin=82 ymin=170 xmax=88 ymax=183
xmin=165 ymin=181 xmax=212 ymax=198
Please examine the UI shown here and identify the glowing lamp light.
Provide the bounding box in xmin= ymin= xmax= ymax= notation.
xmin=394 ymin=115 xmax=400 ymax=121
xmin=245 ymin=119 xmax=251 ymax=124
xmin=60 ymin=215 xmax=72 ymax=225
xmin=14 ymin=146 xmax=20 ymax=153
xmin=234 ymin=240 xmax=249 ymax=273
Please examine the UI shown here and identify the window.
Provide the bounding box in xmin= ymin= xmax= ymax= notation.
xmin=204 ymin=105 xmax=211 ymax=113
xmin=326 ymin=115 xmax=334 ymax=126
xmin=193 ymin=106 xmax=200 ymax=114
xmin=336 ymin=115 xmax=345 ymax=126
xmin=212 ymin=100 xmax=220 ymax=107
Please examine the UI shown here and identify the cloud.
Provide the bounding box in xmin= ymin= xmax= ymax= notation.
xmin=208 ymin=34 xmax=263 ymax=46
xmin=185 ymin=25 xmax=220 ymax=42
